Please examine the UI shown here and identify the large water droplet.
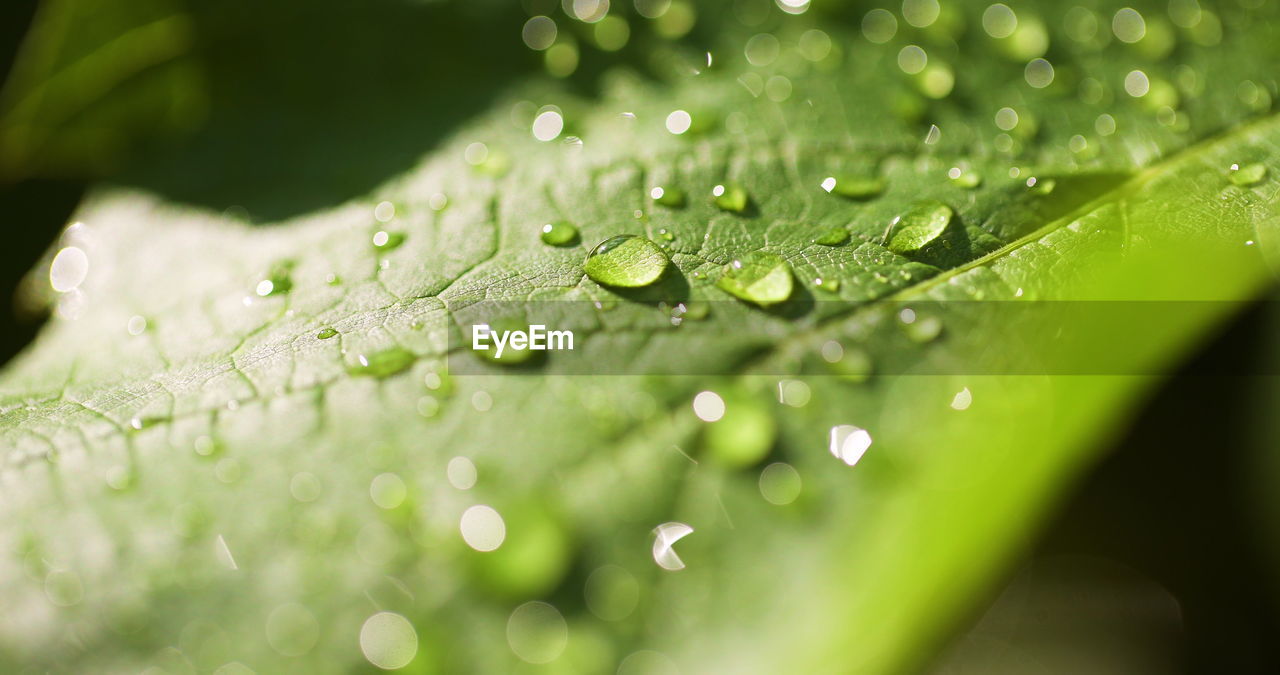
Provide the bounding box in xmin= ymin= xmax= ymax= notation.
xmin=947 ymin=166 xmax=982 ymax=188
xmin=883 ymin=201 xmax=953 ymax=253
xmin=1228 ymin=162 xmax=1268 ymax=187
xmin=712 ymin=183 xmax=750 ymax=213
xmin=372 ymin=231 xmax=406 ymax=251
xmin=822 ymin=174 xmax=884 ymax=200
xmin=716 ymin=251 xmax=793 ymax=306
xmin=540 ymin=221 xmax=579 ymax=246
xmin=348 ymin=347 xmax=415 ymax=378
xmin=650 ymin=186 xmax=687 ymax=208
xmin=584 ymin=235 xmax=670 ymax=287
xmin=812 ymin=227 xmax=850 ymax=246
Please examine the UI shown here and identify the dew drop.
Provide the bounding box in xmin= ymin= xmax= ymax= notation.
xmin=372 ymin=231 xmax=406 ymax=251
xmin=883 ymin=201 xmax=953 ymax=254
xmin=348 ymin=347 xmax=415 ymax=378
xmin=1228 ymin=162 xmax=1268 ymax=187
xmin=712 ymin=182 xmax=750 ymax=213
xmin=650 ymin=186 xmax=687 ymax=208
xmin=49 ymin=246 xmax=88 ymax=293
xmin=317 ymin=327 xmax=338 ymax=340
xmin=540 ymin=221 xmax=579 ymax=246
xmin=812 ymin=227 xmax=850 ymax=246
xmin=813 ymin=277 xmax=840 ymax=293
xmin=823 ymin=174 xmax=884 ymax=200
xmin=715 ymin=251 xmax=793 ymax=306
xmin=583 ymin=235 xmax=670 ymax=287
xmin=948 ymin=167 xmax=982 ymax=188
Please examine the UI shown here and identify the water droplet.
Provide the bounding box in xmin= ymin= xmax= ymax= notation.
xmin=49 ymin=246 xmax=88 ymax=293
xmin=1027 ymin=177 xmax=1056 ymax=195
xmin=711 ymin=183 xmax=750 ymax=213
xmin=360 ymin=612 xmax=418 ymax=670
xmin=1228 ymin=163 xmax=1268 ymax=187
xmin=126 ymin=315 xmax=148 ymax=336
xmin=540 ymin=221 xmax=579 ymax=246
xmin=823 ymin=174 xmax=884 ymax=200
xmin=584 ymin=235 xmax=670 ymax=287
xmin=903 ymin=313 xmax=944 ymax=342
xmin=460 ymin=504 xmax=506 ymax=551
xmin=716 ymin=251 xmax=793 ymax=306
xmin=883 ymin=201 xmax=953 ymax=254
xmin=657 ymin=228 xmax=674 ymax=242
xmin=948 ymin=167 xmax=982 ymax=188
xmin=813 ymin=227 xmax=850 ymax=246
xmin=813 ymin=277 xmax=840 ymax=293
xmin=348 ymin=347 xmax=415 ymax=378
xmin=317 ymin=327 xmax=338 ymax=340
xmin=507 ymin=601 xmax=568 ymax=664
xmin=829 ymin=425 xmax=872 ymax=466
xmin=372 ymin=230 xmax=406 ymax=251
xmin=758 ymin=463 xmax=802 ymax=505
xmin=650 ymin=186 xmax=686 ymax=208
xmin=652 ymin=522 xmax=693 ymax=571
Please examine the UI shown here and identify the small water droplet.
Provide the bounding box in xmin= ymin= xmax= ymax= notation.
xmin=317 ymin=327 xmax=338 ymax=340
xmin=657 ymin=228 xmax=674 ymax=241
xmin=813 ymin=277 xmax=840 ymax=293
xmin=1228 ymin=162 xmax=1268 ymax=187
xmin=372 ymin=231 xmax=406 ymax=251
xmin=584 ymin=235 xmax=670 ymax=287
xmin=348 ymin=347 xmax=415 ymax=378
xmin=947 ymin=167 xmax=982 ymax=188
xmin=716 ymin=251 xmax=793 ymax=306
xmin=813 ymin=227 xmax=850 ymax=246
xmin=711 ymin=183 xmax=750 ymax=213
xmin=882 ymin=201 xmax=953 ymax=254
xmin=829 ymin=424 xmax=872 ymax=466
xmin=650 ymin=186 xmax=687 ymax=208
xmin=540 ymin=221 xmax=579 ymax=246
xmin=823 ymin=174 xmax=885 ymax=200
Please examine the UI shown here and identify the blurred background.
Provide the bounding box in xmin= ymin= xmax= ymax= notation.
xmin=3 ymin=0 xmax=1279 ymax=672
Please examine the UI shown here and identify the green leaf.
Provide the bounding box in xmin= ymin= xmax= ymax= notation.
xmin=2 ymin=1 xmax=1279 ymax=673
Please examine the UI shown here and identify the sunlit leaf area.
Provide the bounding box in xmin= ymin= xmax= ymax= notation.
xmin=2 ymin=0 xmax=1280 ymax=672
